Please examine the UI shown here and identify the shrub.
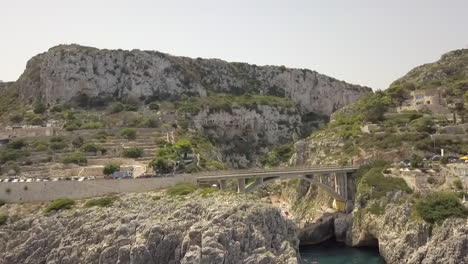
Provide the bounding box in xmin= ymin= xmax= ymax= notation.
xmin=103 ymin=163 xmax=120 ymax=175
xmin=119 ymin=128 xmax=137 ymax=140
xmin=9 ymin=113 xmax=23 ymax=123
xmin=80 ymin=143 xmax=105 ymax=153
xmin=49 ymin=141 xmax=67 ymax=151
xmin=84 ymin=197 xmax=115 ymax=208
xmin=64 ymin=120 xmax=83 ymax=131
xmin=410 ymin=117 xmax=435 ymax=133
xmin=415 ymin=192 xmax=468 ymax=224
xmin=72 ymin=136 xmax=84 ymax=148
xmin=0 ymin=200 xmax=5 ymax=207
xmin=0 ymin=149 xmax=24 ymax=165
xmin=367 ymin=203 xmax=385 ymax=215
xmin=260 ymin=144 xmax=294 ymax=167
xmin=357 ymin=165 xmax=412 ymax=200
xmin=453 ymin=179 xmax=463 ymax=190
xmin=200 ymin=187 xmax=217 ymax=197
xmin=62 ymin=153 xmax=87 ymax=165
xmin=427 ymin=177 xmax=436 ymax=184
xmin=33 ymin=140 xmax=48 ymax=151
xmin=44 ymin=199 xmax=75 ymax=213
xmin=33 ymin=103 xmax=47 ymax=114
xmin=94 ymin=131 xmax=109 ymax=141
xmin=81 ymin=122 xmax=104 ymax=129
xmin=167 ymin=184 xmax=198 ymax=196
xmin=30 ymin=115 xmax=44 ymax=126
xmin=410 ymin=154 xmax=424 ymax=168
xmin=148 ymin=102 xmax=160 ymax=110
xmin=62 ymin=111 xmax=77 ymax=120
xmin=110 ymin=102 xmax=124 ymax=113
xmin=50 ymin=103 xmax=70 ymax=112
xmin=123 ymin=147 xmax=143 ymax=158
xmin=7 ymin=139 xmax=27 ymax=150
xmin=0 ymin=214 xmax=8 ymax=225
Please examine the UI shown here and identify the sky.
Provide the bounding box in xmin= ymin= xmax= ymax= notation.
xmin=1 ymin=0 xmax=467 ymax=90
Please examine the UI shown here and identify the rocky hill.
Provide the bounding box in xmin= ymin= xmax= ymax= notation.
xmin=16 ymin=44 xmax=370 ymax=116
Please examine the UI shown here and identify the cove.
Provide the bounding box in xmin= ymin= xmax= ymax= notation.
xmin=299 ymin=241 xmax=386 ymax=264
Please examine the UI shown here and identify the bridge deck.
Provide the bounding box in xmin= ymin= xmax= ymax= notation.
xmin=195 ymin=166 xmax=358 ymax=181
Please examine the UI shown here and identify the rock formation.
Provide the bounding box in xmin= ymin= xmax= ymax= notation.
xmin=17 ymin=44 xmax=370 ymax=116
xmin=0 ymin=192 xmax=300 ymax=264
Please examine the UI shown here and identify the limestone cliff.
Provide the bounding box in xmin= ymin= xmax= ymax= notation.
xmin=16 ymin=44 xmax=370 ymax=115
xmin=0 ymin=192 xmax=300 ymax=264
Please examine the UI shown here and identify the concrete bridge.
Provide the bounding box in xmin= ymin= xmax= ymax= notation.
xmin=195 ymin=166 xmax=359 ymax=202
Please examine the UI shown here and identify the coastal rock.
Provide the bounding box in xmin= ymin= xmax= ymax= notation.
xmin=0 ymin=193 xmax=300 ymax=264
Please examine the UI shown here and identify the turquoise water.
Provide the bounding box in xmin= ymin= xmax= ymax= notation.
xmin=300 ymin=242 xmax=385 ymax=264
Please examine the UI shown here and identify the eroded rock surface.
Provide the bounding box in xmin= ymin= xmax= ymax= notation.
xmin=0 ymin=193 xmax=300 ymax=264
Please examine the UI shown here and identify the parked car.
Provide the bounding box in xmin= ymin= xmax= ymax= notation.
xmin=11 ymin=179 xmax=19 ymax=183
xmin=52 ymin=178 xmax=59 ymax=182
xmin=26 ymin=179 xmax=33 ymax=183
xmin=78 ymin=177 xmax=86 ymax=182
xmin=86 ymin=176 xmax=96 ymax=180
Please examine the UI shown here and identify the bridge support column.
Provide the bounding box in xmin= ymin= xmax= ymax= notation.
xmin=219 ymin=180 xmax=227 ymax=190
xmin=237 ymin=178 xmax=245 ymax=193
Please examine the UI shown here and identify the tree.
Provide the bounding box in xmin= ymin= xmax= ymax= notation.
xmin=103 ymin=163 xmax=120 ymax=175
xmin=385 ymin=84 xmax=410 ymax=106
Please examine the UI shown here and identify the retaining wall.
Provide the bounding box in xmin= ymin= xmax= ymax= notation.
xmin=0 ymin=175 xmax=196 ymax=202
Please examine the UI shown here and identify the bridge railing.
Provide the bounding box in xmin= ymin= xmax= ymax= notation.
xmin=191 ymin=165 xmax=359 ymax=178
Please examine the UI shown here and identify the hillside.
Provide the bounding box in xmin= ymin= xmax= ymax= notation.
xmin=291 ymin=49 xmax=468 ymax=166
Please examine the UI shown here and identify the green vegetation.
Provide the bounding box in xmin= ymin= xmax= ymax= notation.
xmin=175 ymin=93 xmax=294 ymax=114
xmin=7 ymin=139 xmax=27 ymax=150
xmin=260 ymin=143 xmax=294 ymax=167
xmin=357 ymin=162 xmax=412 ymax=201
xmin=453 ymin=179 xmax=463 ymax=190
xmin=103 ymin=163 xmax=120 ymax=175
xmin=84 ymin=197 xmax=116 ymax=208
xmin=44 ymin=199 xmax=75 ymax=213
xmin=0 ymin=84 xmax=21 ymax=121
xmin=123 ymin=147 xmax=143 ymax=158
xmin=33 ymin=140 xmax=49 ymax=151
xmin=167 ymin=184 xmax=199 ymax=196
xmin=119 ymin=128 xmax=137 ymax=140
xmin=94 ymin=131 xmax=109 ymax=141
xmin=0 ymin=200 xmax=5 ymax=207
xmin=0 ymin=214 xmax=8 ymax=225
xmin=50 ymin=103 xmax=71 ymax=112
xmin=414 ymin=192 xmax=468 ymax=224
xmin=0 ymin=149 xmax=27 ymax=165
xmin=148 ymin=102 xmax=160 ymax=110
xmin=80 ymin=143 xmax=106 ymax=153
xmin=109 ymin=102 xmax=137 ymax=113
xmin=367 ymin=203 xmax=385 ymax=215
xmin=33 ymin=103 xmax=47 ymax=114
xmin=200 ymin=187 xmax=218 ymax=197
xmin=61 ymin=153 xmax=87 ymax=165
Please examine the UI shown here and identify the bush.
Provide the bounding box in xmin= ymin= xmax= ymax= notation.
xmin=33 ymin=140 xmax=48 ymax=151
xmin=81 ymin=122 xmax=104 ymax=129
xmin=0 ymin=149 xmax=25 ymax=165
xmin=49 ymin=141 xmax=67 ymax=151
xmin=94 ymin=131 xmax=109 ymax=141
xmin=119 ymin=128 xmax=137 ymax=140
xmin=110 ymin=102 xmax=125 ymax=113
xmin=427 ymin=177 xmax=436 ymax=184
xmin=453 ymin=179 xmax=463 ymax=190
xmin=44 ymin=199 xmax=75 ymax=213
xmin=80 ymin=143 xmax=105 ymax=153
xmin=410 ymin=154 xmax=424 ymax=168
xmin=167 ymin=184 xmax=198 ymax=196
xmin=9 ymin=113 xmax=23 ymax=123
xmin=415 ymin=192 xmax=468 ymax=224
xmin=123 ymin=147 xmax=143 ymax=158
xmin=84 ymin=197 xmax=115 ymax=208
xmin=260 ymin=144 xmax=294 ymax=167
xmin=0 ymin=214 xmax=8 ymax=225
xmin=50 ymin=103 xmax=70 ymax=112
xmin=33 ymin=103 xmax=47 ymax=114
xmin=357 ymin=164 xmax=412 ymax=200
xmin=64 ymin=120 xmax=83 ymax=131
xmin=200 ymin=187 xmax=217 ymax=197
xmin=367 ymin=203 xmax=385 ymax=215
xmin=148 ymin=102 xmax=160 ymax=110
xmin=72 ymin=136 xmax=84 ymax=148
xmin=0 ymin=200 xmax=5 ymax=207
xmin=103 ymin=163 xmax=120 ymax=175
xmin=7 ymin=139 xmax=27 ymax=150
xmin=62 ymin=153 xmax=87 ymax=165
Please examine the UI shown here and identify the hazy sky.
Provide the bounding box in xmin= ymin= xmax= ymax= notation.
xmin=1 ymin=0 xmax=467 ymax=89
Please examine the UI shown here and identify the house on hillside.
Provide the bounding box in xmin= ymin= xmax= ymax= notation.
xmin=398 ymin=88 xmax=451 ymax=116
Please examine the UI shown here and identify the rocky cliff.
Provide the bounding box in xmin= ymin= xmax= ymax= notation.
xmin=0 ymin=192 xmax=300 ymax=264
xmin=17 ymin=44 xmax=370 ymax=116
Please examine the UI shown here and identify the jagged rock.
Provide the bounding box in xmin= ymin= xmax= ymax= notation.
xmin=0 ymin=193 xmax=300 ymax=264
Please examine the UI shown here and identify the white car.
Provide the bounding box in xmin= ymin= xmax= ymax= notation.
xmin=11 ymin=179 xmax=19 ymax=183
xmin=19 ymin=179 xmax=25 ymax=183
xmin=35 ymin=179 xmax=42 ymax=182
xmin=87 ymin=176 xmax=96 ymax=180
xmin=78 ymin=177 xmax=85 ymax=182
xmin=71 ymin=176 xmax=79 ymax=181
xmin=52 ymin=178 xmax=59 ymax=182
xmin=26 ymin=179 xmax=33 ymax=183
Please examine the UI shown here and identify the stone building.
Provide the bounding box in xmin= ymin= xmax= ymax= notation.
xmin=398 ymin=88 xmax=451 ymax=115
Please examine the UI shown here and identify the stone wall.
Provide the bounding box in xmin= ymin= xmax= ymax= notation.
xmin=0 ymin=175 xmax=195 ymax=202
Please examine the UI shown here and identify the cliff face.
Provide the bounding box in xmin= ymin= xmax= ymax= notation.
xmin=0 ymin=193 xmax=300 ymax=264
xmin=191 ymin=105 xmax=321 ymax=168
xmin=17 ymin=44 xmax=370 ymax=115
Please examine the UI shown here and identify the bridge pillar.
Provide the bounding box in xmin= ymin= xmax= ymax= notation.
xmin=219 ymin=180 xmax=227 ymax=190
xmin=237 ymin=178 xmax=245 ymax=193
